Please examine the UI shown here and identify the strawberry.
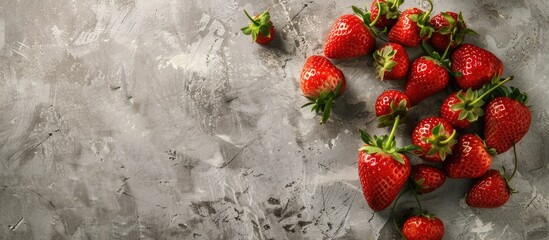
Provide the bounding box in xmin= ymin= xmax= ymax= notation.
xmin=485 ymin=87 xmax=531 ymax=154
xmin=375 ymin=90 xmax=411 ymax=127
xmin=388 ymin=0 xmax=434 ymax=47
xmin=323 ymin=14 xmax=376 ymax=59
xmin=440 ymin=76 xmax=513 ymax=129
xmin=358 ymin=116 xmax=419 ymax=211
xmin=369 ymin=0 xmax=403 ymax=28
xmin=405 ymin=37 xmax=456 ymax=106
xmin=466 ymin=169 xmax=511 ymax=208
xmin=405 ymin=56 xmax=449 ymax=105
xmin=358 ymin=148 xmax=410 ymax=211
xmin=241 ymin=9 xmax=275 ymax=44
xmin=373 ymin=43 xmax=410 ymax=81
xmin=451 ymin=44 xmax=504 ymax=90
xmin=411 ymin=164 xmax=446 ymax=194
xmin=429 ymin=12 xmax=476 ymax=52
xmin=444 ymin=134 xmax=493 ymax=178
xmin=402 ymin=214 xmax=445 ymax=240
xmin=441 ymin=92 xmax=475 ymax=129
xmin=412 ymin=117 xmax=457 ymax=162
xmin=300 ymin=56 xmax=346 ymax=124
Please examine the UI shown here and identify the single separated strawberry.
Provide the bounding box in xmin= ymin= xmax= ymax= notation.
xmin=441 ymin=76 xmax=513 ymax=129
xmin=451 ymin=44 xmax=504 ymax=90
xmin=412 ymin=117 xmax=457 ymax=162
xmin=388 ymin=0 xmax=434 ymax=47
xmin=373 ymin=43 xmax=410 ymax=81
xmin=444 ymin=134 xmax=493 ymax=178
xmin=485 ymin=87 xmax=531 ymax=154
xmin=375 ymin=90 xmax=411 ymax=127
xmin=402 ymin=214 xmax=445 ymax=240
xmin=358 ymin=116 xmax=419 ymax=211
xmin=429 ymin=12 xmax=476 ymax=52
xmin=241 ymin=9 xmax=275 ymax=44
xmin=300 ymin=56 xmax=346 ymax=124
xmin=405 ymin=56 xmax=449 ymax=105
xmin=466 ymin=169 xmax=511 ymax=208
xmin=369 ymin=0 xmax=403 ymax=28
xmin=411 ymin=164 xmax=446 ymax=194
xmin=324 ymin=5 xmax=392 ymax=59
xmin=323 ymin=14 xmax=375 ymax=59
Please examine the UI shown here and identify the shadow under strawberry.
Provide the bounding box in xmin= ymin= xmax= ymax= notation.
xmin=330 ymin=95 xmax=372 ymax=124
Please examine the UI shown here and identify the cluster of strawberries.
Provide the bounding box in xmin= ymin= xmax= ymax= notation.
xmin=242 ymin=0 xmax=532 ymax=239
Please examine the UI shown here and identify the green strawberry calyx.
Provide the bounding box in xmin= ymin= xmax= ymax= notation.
xmin=373 ymin=45 xmax=398 ymax=81
xmin=478 ymin=135 xmax=498 ymax=156
xmin=418 ymin=211 xmax=438 ymax=220
xmin=359 ymin=116 xmax=421 ymax=164
xmin=241 ymin=9 xmax=273 ymax=42
xmin=412 ymin=177 xmax=431 ymax=194
xmin=437 ymin=12 xmax=478 ymax=46
xmin=452 ymin=89 xmax=485 ymax=122
xmin=420 ymin=39 xmax=456 ymax=74
xmin=409 ymin=0 xmax=435 ymax=38
xmin=352 ymin=3 xmax=389 ymax=41
xmin=422 ymin=123 xmax=457 ymax=161
xmin=301 ymin=81 xmax=344 ymax=124
xmin=451 ymin=76 xmax=513 ymax=123
xmin=483 ymin=79 xmax=529 ymax=105
xmin=375 ymin=0 xmax=404 ymax=20
xmin=487 ymin=147 xmax=497 ymax=156
xmin=377 ymin=98 xmax=410 ymax=128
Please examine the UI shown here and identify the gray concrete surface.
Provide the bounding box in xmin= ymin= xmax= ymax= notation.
xmin=0 ymin=0 xmax=548 ymax=239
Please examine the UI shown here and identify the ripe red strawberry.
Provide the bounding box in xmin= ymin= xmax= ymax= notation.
xmin=369 ymin=0 xmax=403 ymax=28
xmin=411 ymin=164 xmax=446 ymax=194
xmin=405 ymin=56 xmax=449 ymax=105
xmin=451 ymin=44 xmax=504 ymax=90
xmin=388 ymin=1 xmax=434 ymax=47
xmin=440 ymin=76 xmax=513 ymax=129
xmin=485 ymin=87 xmax=531 ymax=154
xmin=375 ymin=90 xmax=411 ymax=127
xmin=358 ymin=149 xmax=410 ymax=211
xmin=412 ymin=117 xmax=457 ymax=162
xmin=444 ymin=134 xmax=493 ymax=178
xmin=358 ymin=116 xmax=419 ymax=211
xmin=429 ymin=12 xmax=476 ymax=52
xmin=466 ymin=169 xmax=511 ymax=208
xmin=402 ymin=215 xmax=445 ymax=240
xmin=241 ymin=9 xmax=275 ymax=44
xmin=324 ymin=14 xmax=375 ymax=59
xmin=300 ymin=56 xmax=346 ymax=124
xmin=373 ymin=43 xmax=410 ymax=81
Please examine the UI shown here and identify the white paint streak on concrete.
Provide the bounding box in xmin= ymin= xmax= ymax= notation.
xmin=198 ymin=13 xmax=211 ymax=32
xmin=471 ymin=218 xmax=494 ymax=237
xmin=166 ymin=20 xmax=224 ymax=74
xmin=51 ymin=25 xmax=67 ymax=46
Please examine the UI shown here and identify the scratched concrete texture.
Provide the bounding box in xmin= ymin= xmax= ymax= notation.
xmin=0 ymin=0 xmax=548 ymax=239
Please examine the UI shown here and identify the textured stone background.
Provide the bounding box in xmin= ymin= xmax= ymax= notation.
xmin=0 ymin=0 xmax=548 ymax=239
